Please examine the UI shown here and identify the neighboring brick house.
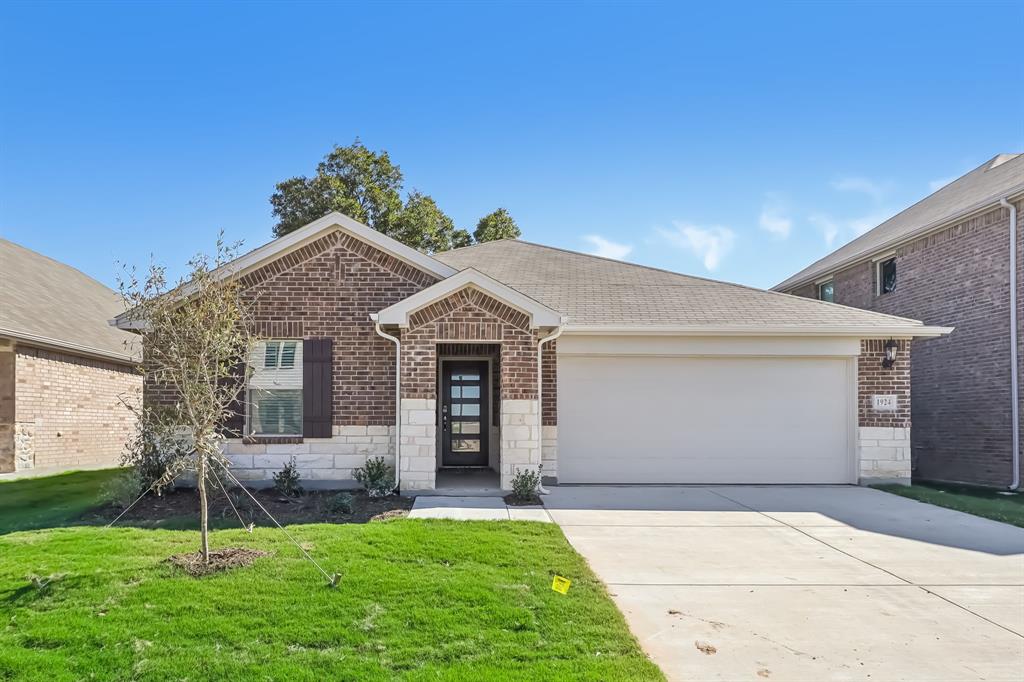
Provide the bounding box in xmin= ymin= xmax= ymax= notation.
xmin=775 ymin=154 xmax=1024 ymax=488
xmin=0 ymin=239 xmax=140 ymax=474
xmin=118 ymin=213 xmax=948 ymax=492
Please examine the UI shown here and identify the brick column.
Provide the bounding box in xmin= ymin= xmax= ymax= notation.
xmin=858 ymin=339 xmax=912 ymax=485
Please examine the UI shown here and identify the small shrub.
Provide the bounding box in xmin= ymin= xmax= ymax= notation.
xmin=272 ymin=457 xmax=304 ymax=498
xmin=328 ymin=492 xmax=354 ymax=515
xmin=102 ymin=469 xmax=145 ymax=509
xmin=511 ymin=467 xmax=541 ymax=500
xmin=120 ymin=408 xmax=191 ymax=494
xmin=353 ymin=457 xmax=395 ymax=498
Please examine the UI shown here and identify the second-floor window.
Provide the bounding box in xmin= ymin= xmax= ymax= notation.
xmin=878 ymin=257 xmax=897 ymax=295
xmin=817 ymin=280 xmax=834 ymax=302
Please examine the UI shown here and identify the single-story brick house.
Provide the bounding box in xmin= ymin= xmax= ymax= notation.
xmin=1 ymin=238 xmax=140 ymax=474
xmin=775 ymin=153 xmax=1023 ymax=488
xmin=115 ymin=213 xmax=950 ymax=492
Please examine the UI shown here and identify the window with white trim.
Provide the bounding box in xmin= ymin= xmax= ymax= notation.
xmin=877 ymin=257 xmax=897 ymax=295
xmin=817 ymin=280 xmax=834 ymax=303
xmin=247 ymin=340 xmax=302 ymax=436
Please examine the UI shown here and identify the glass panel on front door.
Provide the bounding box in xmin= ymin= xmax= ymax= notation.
xmin=441 ymin=360 xmax=489 ymax=467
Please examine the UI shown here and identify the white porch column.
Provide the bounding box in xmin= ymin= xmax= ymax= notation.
xmin=500 ymin=398 xmax=541 ymax=490
xmin=400 ymin=398 xmax=437 ymax=490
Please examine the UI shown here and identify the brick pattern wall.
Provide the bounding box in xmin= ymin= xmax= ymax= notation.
xmin=144 ymin=231 xmax=439 ymax=427
xmin=858 ymin=339 xmax=911 ymax=428
xmin=788 ymin=201 xmax=1022 ymax=486
xmin=14 ymin=346 xmax=140 ymax=470
xmin=542 ymin=341 xmax=557 ymax=426
xmin=400 ymin=286 xmax=539 ymax=401
xmin=0 ymin=341 xmax=14 ymax=472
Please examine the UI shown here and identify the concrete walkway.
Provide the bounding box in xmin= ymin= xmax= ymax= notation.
xmin=409 ymin=495 xmax=551 ymax=522
xmin=544 ymin=485 xmax=1024 ymax=682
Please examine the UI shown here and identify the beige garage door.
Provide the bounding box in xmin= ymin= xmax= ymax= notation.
xmin=557 ymin=355 xmax=854 ymax=484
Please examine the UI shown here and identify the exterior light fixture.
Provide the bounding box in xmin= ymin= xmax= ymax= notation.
xmin=882 ymin=339 xmax=898 ymax=369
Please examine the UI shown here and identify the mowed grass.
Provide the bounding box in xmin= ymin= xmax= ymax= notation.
xmin=0 ymin=468 xmax=123 ymax=534
xmin=874 ymin=481 xmax=1024 ymax=528
xmin=0 ymin=514 xmax=662 ymax=680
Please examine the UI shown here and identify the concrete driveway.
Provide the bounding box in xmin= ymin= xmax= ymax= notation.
xmin=544 ymin=485 xmax=1024 ymax=681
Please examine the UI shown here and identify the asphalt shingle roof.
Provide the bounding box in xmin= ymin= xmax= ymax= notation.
xmin=774 ymin=154 xmax=1024 ymax=291
xmin=434 ymin=239 xmax=930 ymax=330
xmin=0 ymin=238 xmax=136 ymax=362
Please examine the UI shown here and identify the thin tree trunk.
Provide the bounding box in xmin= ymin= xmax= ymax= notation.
xmin=197 ymin=450 xmax=210 ymax=564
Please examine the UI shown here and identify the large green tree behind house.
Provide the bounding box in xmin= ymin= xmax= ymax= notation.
xmin=270 ymin=140 xmax=514 ymax=252
xmin=474 ymin=208 xmax=521 ymax=242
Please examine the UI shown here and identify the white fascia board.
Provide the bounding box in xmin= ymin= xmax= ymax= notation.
xmin=561 ymin=324 xmax=954 ymax=339
xmin=112 ymin=212 xmax=458 ymax=328
xmin=376 ymin=268 xmax=563 ymax=329
xmin=0 ymin=327 xmax=140 ymax=364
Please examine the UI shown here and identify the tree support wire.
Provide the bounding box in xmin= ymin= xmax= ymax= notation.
xmin=219 ymin=463 xmax=339 ymax=587
xmin=106 ymin=465 xmax=338 ymax=588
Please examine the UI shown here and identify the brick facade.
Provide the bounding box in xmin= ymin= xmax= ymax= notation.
xmin=7 ymin=344 xmax=140 ymax=471
xmin=786 ymin=200 xmax=1023 ymax=486
xmin=148 ymin=230 xmax=556 ymax=491
xmin=145 ymin=231 xmax=439 ymax=427
xmin=858 ymin=339 xmax=911 ymax=429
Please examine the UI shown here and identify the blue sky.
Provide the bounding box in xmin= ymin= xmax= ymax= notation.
xmin=1 ymin=1 xmax=1021 ymax=290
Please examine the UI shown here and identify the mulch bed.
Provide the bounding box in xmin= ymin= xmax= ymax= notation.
xmin=168 ymin=548 xmax=271 ymax=576
xmin=503 ymin=493 xmax=543 ymax=506
xmin=89 ymin=487 xmax=413 ymax=527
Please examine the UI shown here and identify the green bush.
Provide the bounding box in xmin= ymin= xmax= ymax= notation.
xmin=327 ymin=492 xmax=354 ymax=514
xmin=272 ymin=457 xmax=304 ymax=498
xmin=510 ymin=467 xmax=541 ymax=500
xmin=101 ymin=469 xmax=145 ymax=509
xmin=353 ymin=457 xmax=395 ymax=497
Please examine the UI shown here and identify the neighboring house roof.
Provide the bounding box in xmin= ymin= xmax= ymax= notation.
xmin=0 ymin=238 xmax=137 ymax=363
xmin=773 ymin=153 xmax=1024 ymax=292
xmin=375 ymin=268 xmax=563 ymax=328
xmin=434 ymin=239 xmax=949 ymax=337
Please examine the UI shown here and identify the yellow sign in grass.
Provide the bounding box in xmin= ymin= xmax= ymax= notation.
xmin=551 ymin=575 xmax=571 ymax=594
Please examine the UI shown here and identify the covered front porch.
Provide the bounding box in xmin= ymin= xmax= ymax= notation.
xmin=373 ymin=269 xmax=562 ymax=492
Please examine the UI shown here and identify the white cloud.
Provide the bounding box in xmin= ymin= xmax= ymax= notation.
xmin=582 ymin=234 xmax=633 ymax=260
xmin=758 ymin=198 xmax=792 ymax=239
xmin=808 ymin=214 xmax=840 ymax=246
xmin=831 ymin=176 xmax=890 ymax=202
xmin=657 ymin=222 xmax=736 ymax=271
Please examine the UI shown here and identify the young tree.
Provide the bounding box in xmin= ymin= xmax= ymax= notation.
xmin=119 ymin=236 xmax=255 ymax=564
xmin=473 ymin=208 xmax=521 ymax=243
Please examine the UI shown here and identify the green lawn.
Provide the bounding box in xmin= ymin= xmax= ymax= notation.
xmin=874 ymin=481 xmax=1024 ymax=528
xmin=0 ymin=468 xmax=124 ymax=534
xmin=0 ymin=472 xmax=662 ymax=681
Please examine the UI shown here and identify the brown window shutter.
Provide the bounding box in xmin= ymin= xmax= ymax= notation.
xmin=303 ymin=338 xmax=333 ymax=438
xmin=219 ymin=358 xmax=247 ymax=438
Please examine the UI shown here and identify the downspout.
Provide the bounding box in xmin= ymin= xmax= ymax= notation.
xmin=371 ymin=314 xmax=402 ymax=492
xmin=536 ymin=319 xmax=566 ymax=495
xmin=1001 ymin=198 xmax=1020 ymax=491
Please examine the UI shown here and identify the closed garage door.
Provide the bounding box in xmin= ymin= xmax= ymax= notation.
xmin=557 ymin=355 xmax=854 ymax=484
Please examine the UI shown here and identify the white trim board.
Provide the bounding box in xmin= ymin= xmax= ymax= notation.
xmin=375 ymin=268 xmax=563 ymax=329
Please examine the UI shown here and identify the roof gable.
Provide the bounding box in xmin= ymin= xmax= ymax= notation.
xmin=374 ymin=268 xmax=563 ymax=329
xmin=114 ymin=212 xmax=457 ymax=329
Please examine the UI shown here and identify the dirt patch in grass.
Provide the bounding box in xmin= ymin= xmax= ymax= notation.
xmin=168 ymin=547 xmax=271 ymax=576
xmin=87 ymin=487 xmax=413 ymax=528
xmin=504 ymin=493 xmax=543 ymax=506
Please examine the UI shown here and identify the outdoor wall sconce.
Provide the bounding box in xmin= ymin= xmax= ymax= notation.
xmin=882 ymin=339 xmax=898 ymax=369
